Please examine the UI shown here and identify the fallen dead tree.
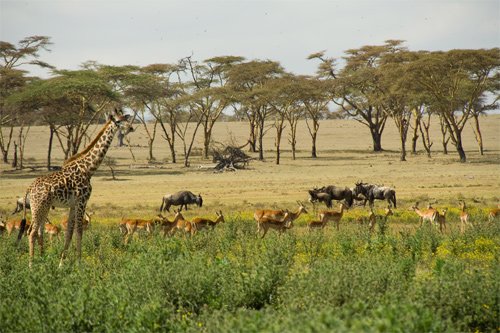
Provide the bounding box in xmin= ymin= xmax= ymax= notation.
xmin=211 ymin=143 xmax=252 ymax=172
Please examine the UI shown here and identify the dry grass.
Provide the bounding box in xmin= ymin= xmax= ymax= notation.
xmin=1 ymin=115 xmax=499 ymax=223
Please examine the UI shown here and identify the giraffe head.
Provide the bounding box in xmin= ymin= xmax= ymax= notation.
xmin=110 ymin=108 xmax=134 ymax=135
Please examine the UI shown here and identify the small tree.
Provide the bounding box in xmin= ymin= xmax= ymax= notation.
xmin=103 ymin=156 xmax=118 ymax=180
xmin=0 ymin=36 xmax=52 ymax=163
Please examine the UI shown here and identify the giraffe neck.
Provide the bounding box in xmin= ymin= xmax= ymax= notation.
xmin=65 ymin=120 xmax=118 ymax=176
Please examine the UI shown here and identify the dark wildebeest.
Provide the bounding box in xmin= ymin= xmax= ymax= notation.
xmin=159 ymin=191 xmax=203 ymax=213
xmin=308 ymin=186 xmax=354 ymax=208
xmin=353 ymin=182 xmax=397 ymax=208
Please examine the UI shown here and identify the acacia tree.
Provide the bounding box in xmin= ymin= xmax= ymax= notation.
xmin=309 ymin=42 xmax=404 ymax=152
xmin=137 ymin=61 xmax=187 ymax=163
xmin=8 ymin=69 xmax=118 ymax=163
xmin=184 ymin=56 xmax=244 ymax=159
xmin=121 ymin=69 xmax=164 ymax=161
xmin=227 ymin=60 xmax=283 ymax=160
xmin=0 ymin=35 xmax=52 ymax=163
xmin=408 ymin=49 xmax=500 ymax=162
xmin=273 ymin=76 xmax=306 ymax=160
xmin=296 ymin=76 xmax=331 ymax=158
xmin=264 ymin=76 xmax=300 ymax=164
xmin=470 ymin=96 xmax=499 ymax=155
xmin=174 ymin=96 xmax=204 ymax=167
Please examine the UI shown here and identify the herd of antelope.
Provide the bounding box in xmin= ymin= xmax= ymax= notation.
xmin=1 ymin=186 xmax=499 ymax=241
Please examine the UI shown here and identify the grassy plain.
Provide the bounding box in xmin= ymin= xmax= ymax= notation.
xmin=1 ymin=115 xmax=499 ymax=220
xmin=0 ymin=116 xmax=499 ymax=332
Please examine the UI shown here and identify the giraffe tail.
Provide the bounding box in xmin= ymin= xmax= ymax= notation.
xmin=17 ymin=191 xmax=29 ymax=243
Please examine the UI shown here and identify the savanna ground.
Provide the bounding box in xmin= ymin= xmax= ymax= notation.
xmin=0 ymin=116 xmax=499 ymax=332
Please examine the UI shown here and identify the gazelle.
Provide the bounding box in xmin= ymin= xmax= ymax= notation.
xmin=436 ymin=208 xmax=447 ymax=233
xmin=367 ymin=205 xmax=395 ymax=232
xmin=488 ymin=207 xmax=499 ymax=222
xmin=44 ymin=223 xmax=61 ymax=241
xmin=318 ymin=202 xmax=347 ymax=231
xmin=61 ymin=211 xmax=94 ymax=231
xmin=6 ymin=219 xmax=31 ymax=236
xmin=411 ymin=202 xmax=438 ymax=228
xmin=257 ymin=210 xmax=292 ymax=238
xmin=307 ymin=218 xmax=329 ymax=231
xmin=190 ymin=211 xmax=224 ymax=234
xmin=0 ymin=216 xmax=6 ymax=235
xmin=365 ymin=205 xmax=392 ymax=232
xmin=162 ymin=210 xmax=195 ymax=237
xmin=459 ymin=201 xmax=471 ymax=233
xmin=120 ymin=215 xmax=162 ymax=243
xmin=254 ymin=201 xmax=308 ymax=230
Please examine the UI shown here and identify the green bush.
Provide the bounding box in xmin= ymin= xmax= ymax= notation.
xmin=0 ymin=218 xmax=498 ymax=332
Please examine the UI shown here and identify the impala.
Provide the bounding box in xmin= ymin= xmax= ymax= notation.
xmin=0 ymin=217 xmax=6 ymax=235
xmin=257 ymin=210 xmax=292 ymax=238
xmin=411 ymin=202 xmax=438 ymax=228
xmin=254 ymin=201 xmax=308 ymax=230
xmin=366 ymin=205 xmax=393 ymax=232
xmin=162 ymin=210 xmax=195 ymax=237
xmin=190 ymin=211 xmax=224 ymax=234
xmin=436 ymin=208 xmax=448 ymax=233
xmin=61 ymin=211 xmax=94 ymax=231
xmin=318 ymin=202 xmax=347 ymax=231
xmin=307 ymin=217 xmax=329 ymax=231
xmin=45 ymin=223 xmax=61 ymax=241
xmin=120 ymin=215 xmax=162 ymax=243
xmin=458 ymin=201 xmax=471 ymax=233
xmin=6 ymin=218 xmax=31 ymax=236
xmin=488 ymin=207 xmax=500 ymax=222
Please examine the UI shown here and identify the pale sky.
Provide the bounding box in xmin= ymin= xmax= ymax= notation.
xmin=1 ymin=0 xmax=499 ymax=77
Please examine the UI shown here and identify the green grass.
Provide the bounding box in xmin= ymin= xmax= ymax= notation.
xmin=1 ymin=215 xmax=498 ymax=332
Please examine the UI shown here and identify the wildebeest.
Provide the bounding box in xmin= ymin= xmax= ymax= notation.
xmin=159 ymin=191 xmax=203 ymax=213
xmin=308 ymin=186 xmax=354 ymax=208
xmin=12 ymin=196 xmax=30 ymax=215
xmin=353 ymin=182 xmax=397 ymax=208
xmin=11 ymin=196 xmax=55 ymax=215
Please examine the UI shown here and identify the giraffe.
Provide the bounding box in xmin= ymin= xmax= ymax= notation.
xmin=18 ymin=109 xmax=132 ymax=267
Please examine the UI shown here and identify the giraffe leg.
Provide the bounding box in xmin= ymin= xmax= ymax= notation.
xmin=37 ymin=223 xmax=45 ymax=255
xmin=28 ymin=207 xmax=47 ymax=268
xmin=27 ymin=226 xmax=38 ymax=268
xmin=59 ymin=206 xmax=76 ymax=267
xmin=74 ymin=204 xmax=88 ymax=263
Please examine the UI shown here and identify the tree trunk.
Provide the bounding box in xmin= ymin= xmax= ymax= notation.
xmin=311 ymin=131 xmax=317 ymax=158
xmin=399 ymin=125 xmax=407 ymax=162
xmin=400 ymin=140 xmax=407 ymax=161
xmin=1 ymin=126 xmax=14 ymax=163
xmin=148 ymin=138 xmax=154 ymax=161
xmin=47 ymin=125 xmax=55 ymax=171
xmin=371 ymin=129 xmax=382 ymax=152
xmin=471 ymin=115 xmax=484 ymax=155
xmin=12 ymin=142 xmax=18 ymax=169
xmin=275 ymin=122 xmax=284 ymax=165
xmin=439 ymin=116 xmax=450 ymax=155
xmin=411 ymin=118 xmax=420 ymax=154
xmin=117 ymin=130 xmax=125 ymax=147
xmin=248 ymin=115 xmax=258 ymax=153
xmin=169 ymin=142 xmax=177 ymax=164
xmin=203 ymin=128 xmax=212 ymax=160
xmin=258 ymin=131 xmax=264 ymax=161
xmin=456 ymin=137 xmax=467 ymax=163
xmin=275 ymin=138 xmax=281 ymax=165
